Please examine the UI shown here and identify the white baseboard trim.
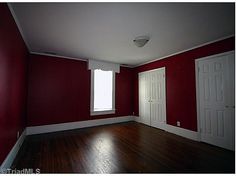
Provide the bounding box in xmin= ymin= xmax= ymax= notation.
xmin=1 ymin=116 xmax=134 ymax=170
xmin=134 ymin=116 xmax=199 ymax=141
xmin=0 ymin=129 xmax=26 ymax=171
xmin=165 ymin=124 xmax=199 ymax=141
xmin=26 ymin=116 xmax=134 ymax=135
xmin=134 ymin=116 xmax=141 ymax=123
xmin=0 ymin=115 xmax=198 ymax=171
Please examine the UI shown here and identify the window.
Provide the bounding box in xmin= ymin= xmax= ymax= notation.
xmin=91 ymin=69 xmax=115 ymax=115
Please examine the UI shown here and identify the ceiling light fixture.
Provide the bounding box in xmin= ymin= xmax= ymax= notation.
xmin=133 ymin=36 xmax=150 ymax=47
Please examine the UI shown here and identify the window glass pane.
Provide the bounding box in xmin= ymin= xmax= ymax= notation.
xmin=94 ymin=69 xmax=113 ymax=111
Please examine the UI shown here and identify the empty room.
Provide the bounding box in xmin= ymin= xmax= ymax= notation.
xmin=0 ymin=2 xmax=235 ymax=174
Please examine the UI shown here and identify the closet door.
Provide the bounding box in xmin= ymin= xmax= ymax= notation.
xmin=139 ymin=67 xmax=166 ymax=129
xmin=150 ymin=68 xmax=166 ymax=130
xmin=139 ymin=72 xmax=151 ymax=125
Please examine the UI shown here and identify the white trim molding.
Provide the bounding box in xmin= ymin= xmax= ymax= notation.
xmin=30 ymin=51 xmax=88 ymax=62
xmin=30 ymin=51 xmax=133 ymax=68
xmin=135 ymin=35 xmax=234 ymax=67
xmin=134 ymin=116 xmax=141 ymax=123
xmin=0 ymin=116 xmax=134 ymax=170
xmin=165 ymin=124 xmax=199 ymax=141
xmin=0 ymin=116 xmax=199 ymax=170
xmin=134 ymin=116 xmax=198 ymax=141
xmin=26 ymin=116 xmax=134 ymax=135
xmin=0 ymin=130 xmax=26 ymax=172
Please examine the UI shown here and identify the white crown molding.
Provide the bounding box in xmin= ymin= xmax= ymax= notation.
xmin=30 ymin=51 xmax=134 ymax=68
xmin=7 ymin=3 xmax=234 ymax=68
xmin=0 ymin=129 xmax=26 ymax=171
xmin=30 ymin=51 xmax=88 ymax=62
xmin=7 ymin=3 xmax=30 ymax=50
xmin=31 ymin=35 xmax=234 ymax=69
xmin=135 ymin=34 xmax=235 ymax=67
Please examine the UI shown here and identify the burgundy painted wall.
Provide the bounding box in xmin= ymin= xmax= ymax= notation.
xmin=134 ymin=37 xmax=235 ymax=131
xmin=0 ymin=2 xmax=234 ymax=166
xmin=27 ymin=54 xmax=134 ymax=126
xmin=0 ymin=4 xmax=28 ymax=164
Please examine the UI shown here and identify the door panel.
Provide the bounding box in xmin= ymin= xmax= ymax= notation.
xmin=139 ymin=73 xmax=150 ymax=125
xmin=150 ymin=68 xmax=166 ymax=130
xmin=198 ymin=52 xmax=235 ymax=150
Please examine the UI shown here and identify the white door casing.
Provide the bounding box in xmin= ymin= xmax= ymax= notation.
xmin=196 ymin=51 xmax=235 ymax=150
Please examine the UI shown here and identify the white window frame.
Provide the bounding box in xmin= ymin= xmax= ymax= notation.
xmin=90 ymin=69 xmax=116 ymax=116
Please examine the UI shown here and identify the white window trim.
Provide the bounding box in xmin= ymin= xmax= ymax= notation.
xmin=90 ymin=70 xmax=116 ymax=116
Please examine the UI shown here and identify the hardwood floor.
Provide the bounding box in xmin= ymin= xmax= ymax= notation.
xmin=11 ymin=122 xmax=234 ymax=173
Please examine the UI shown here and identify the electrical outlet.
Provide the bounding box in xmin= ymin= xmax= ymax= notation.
xmin=17 ymin=131 xmax=20 ymax=139
xmin=177 ymin=121 xmax=180 ymax=127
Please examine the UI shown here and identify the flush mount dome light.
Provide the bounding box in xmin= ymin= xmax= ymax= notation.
xmin=133 ymin=36 xmax=150 ymax=47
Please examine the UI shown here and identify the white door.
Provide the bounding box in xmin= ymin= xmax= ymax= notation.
xmin=139 ymin=72 xmax=151 ymax=125
xmin=150 ymin=68 xmax=166 ymax=130
xmin=197 ymin=51 xmax=235 ymax=150
xmin=139 ymin=68 xmax=166 ymax=130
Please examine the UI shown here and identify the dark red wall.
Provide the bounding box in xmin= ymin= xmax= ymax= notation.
xmin=0 ymin=2 xmax=234 ymax=166
xmin=27 ymin=54 xmax=134 ymax=126
xmin=27 ymin=37 xmax=234 ymax=130
xmin=0 ymin=4 xmax=28 ymax=164
xmin=134 ymin=37 xmax=235 ymax=131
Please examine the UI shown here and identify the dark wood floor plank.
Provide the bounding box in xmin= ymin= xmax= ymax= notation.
xmin=11 ymin=122 xmax=235 ymax=173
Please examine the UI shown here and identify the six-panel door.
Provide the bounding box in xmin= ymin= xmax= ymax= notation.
xmin=139 ymin=68 xmax=166 ymax=130
xmin=197 ymin=52 xmax=235 ymax=150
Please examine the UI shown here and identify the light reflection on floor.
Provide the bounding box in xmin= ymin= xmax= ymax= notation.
xmin=86 ymin=132 xmax=118 ymax=173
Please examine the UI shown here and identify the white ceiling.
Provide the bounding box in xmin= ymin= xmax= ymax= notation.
xmin=10 ymin=3 xmax=234 ymax=66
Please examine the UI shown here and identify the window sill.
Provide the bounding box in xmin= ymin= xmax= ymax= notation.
xmin=90 ymin=109 xmax=115 ymax=116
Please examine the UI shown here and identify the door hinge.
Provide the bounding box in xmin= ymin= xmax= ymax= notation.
xmin=200 ymin=128 xmax=202 ymax=133
xmin=198 ymin=67 xmax=200 ymax=72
